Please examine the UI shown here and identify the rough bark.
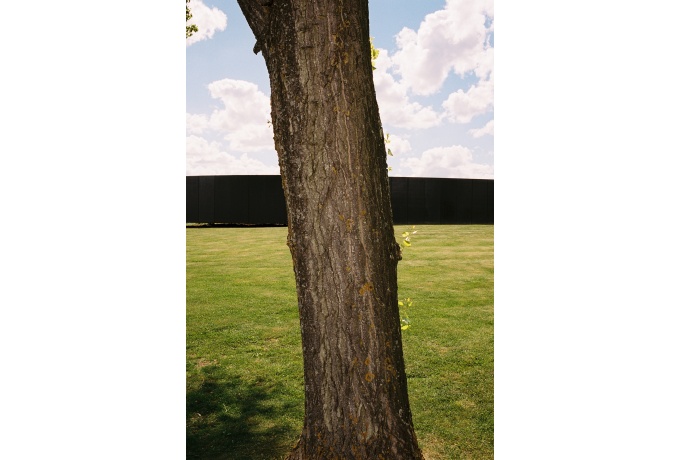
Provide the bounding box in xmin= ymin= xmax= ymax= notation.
xmin=236 ymin=0 xmax=423 ymax=458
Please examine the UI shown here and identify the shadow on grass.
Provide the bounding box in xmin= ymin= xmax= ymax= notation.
xmin=187 ymin=368 xmax=300 ymax=459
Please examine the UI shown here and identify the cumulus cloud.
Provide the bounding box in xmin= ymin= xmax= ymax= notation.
xmin=186 ymin=78 xmax=275 ymax=152
xmin=373 ymin=0 xmax=494 ymax=127
xmin=186 ymin=135 xmax=278 ymax=176
xmin=385 ymin=133 xmax=412 ymax=156
xmin=469 ymin=119 xmax=494 ymax=138
xmin=390 ymin=0 xmax=494 ymax=96
xmin=186 ymin=0 xmax=227 ymax=46
xmin=443 ymin=74 xmax=494 ymax=123
xmin=186 ymin=113 xmax=209 ymax=135
xmin=207 ymin=79 xmax=274 ymax=151
xmin=400 ymin=145 xmax=493 ymax=179
xmin=186 ymin=78 xmax=277 ymax=174
xmin=373 ymin=50 xmax=442 ymax=129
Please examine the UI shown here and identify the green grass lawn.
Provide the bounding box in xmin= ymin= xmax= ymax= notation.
xmin=187 ymin=225 xmax=493 ymax=459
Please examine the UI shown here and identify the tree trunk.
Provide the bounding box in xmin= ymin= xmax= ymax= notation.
xmin=237 ymin=1 xmax=423 ymax=458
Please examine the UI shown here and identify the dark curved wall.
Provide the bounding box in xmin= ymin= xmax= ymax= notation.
xmin=186 ymin=175 xmax=493 ymax=225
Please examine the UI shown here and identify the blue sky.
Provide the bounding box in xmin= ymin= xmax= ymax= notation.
xmin=186 ymin=0 xmax=494 ymax=178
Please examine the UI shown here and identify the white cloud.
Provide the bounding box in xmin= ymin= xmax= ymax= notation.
xmin=373 ymin=0 xmax=494 ymax=127
xmin=186 ymin=0 xmax=227 ymax=46
xmin=400 ymin=145 xmax=494 ymax=179
xmin=469 ymin=119 xmax=494 ymax=138
xmin=373 ymin=50 xmax=442 ymax=129
xmin=186 ymin=113 xmax=208 ymax=135
xmin=390 ymin=0 xmax=494 ymax=96
xmin=186 ymin=78 xmax=275 ymax=152
xmin=186 ymin=78 xmax=276 ymax=175
xmin=186 ymin=135 xmax=278 ymax=176
xmin=443 ymin=74 xmax=494 ymax=123
xmin=474 ymin=40 xmax=494 ymax=82
xmin=207 ymin=79 xmax=270 ymax=127
xmin=223 ymin=123 xmax=274 ymax=152
xmin=385 ymin=133 xmax=412 ymax=156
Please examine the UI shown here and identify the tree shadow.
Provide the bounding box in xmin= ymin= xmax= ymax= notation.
xmin=187 ymin=367 xmax=300 ymax=459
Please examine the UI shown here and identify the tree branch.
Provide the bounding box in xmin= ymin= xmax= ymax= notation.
xmin=236 ymin=0 xmax=271 ymax=54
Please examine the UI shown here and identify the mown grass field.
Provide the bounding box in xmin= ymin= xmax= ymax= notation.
xmin=187 ymin=225 xmax=493 ymax=459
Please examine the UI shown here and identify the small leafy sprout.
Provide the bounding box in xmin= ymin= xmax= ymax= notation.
xmin=370 ymin=37 xmax=380 ymax=70
xmin=399 ymin=226 xmax=417 ymax=249
xmin=372 ymin=45 xmax=393 ymax=169
xmin=399 ymin=297 xmax=413 ymax=330
xmin=385 ymin=131 xmax=393 ymax=171
xmin=397 ymin=226 xmax=418 ymax=331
